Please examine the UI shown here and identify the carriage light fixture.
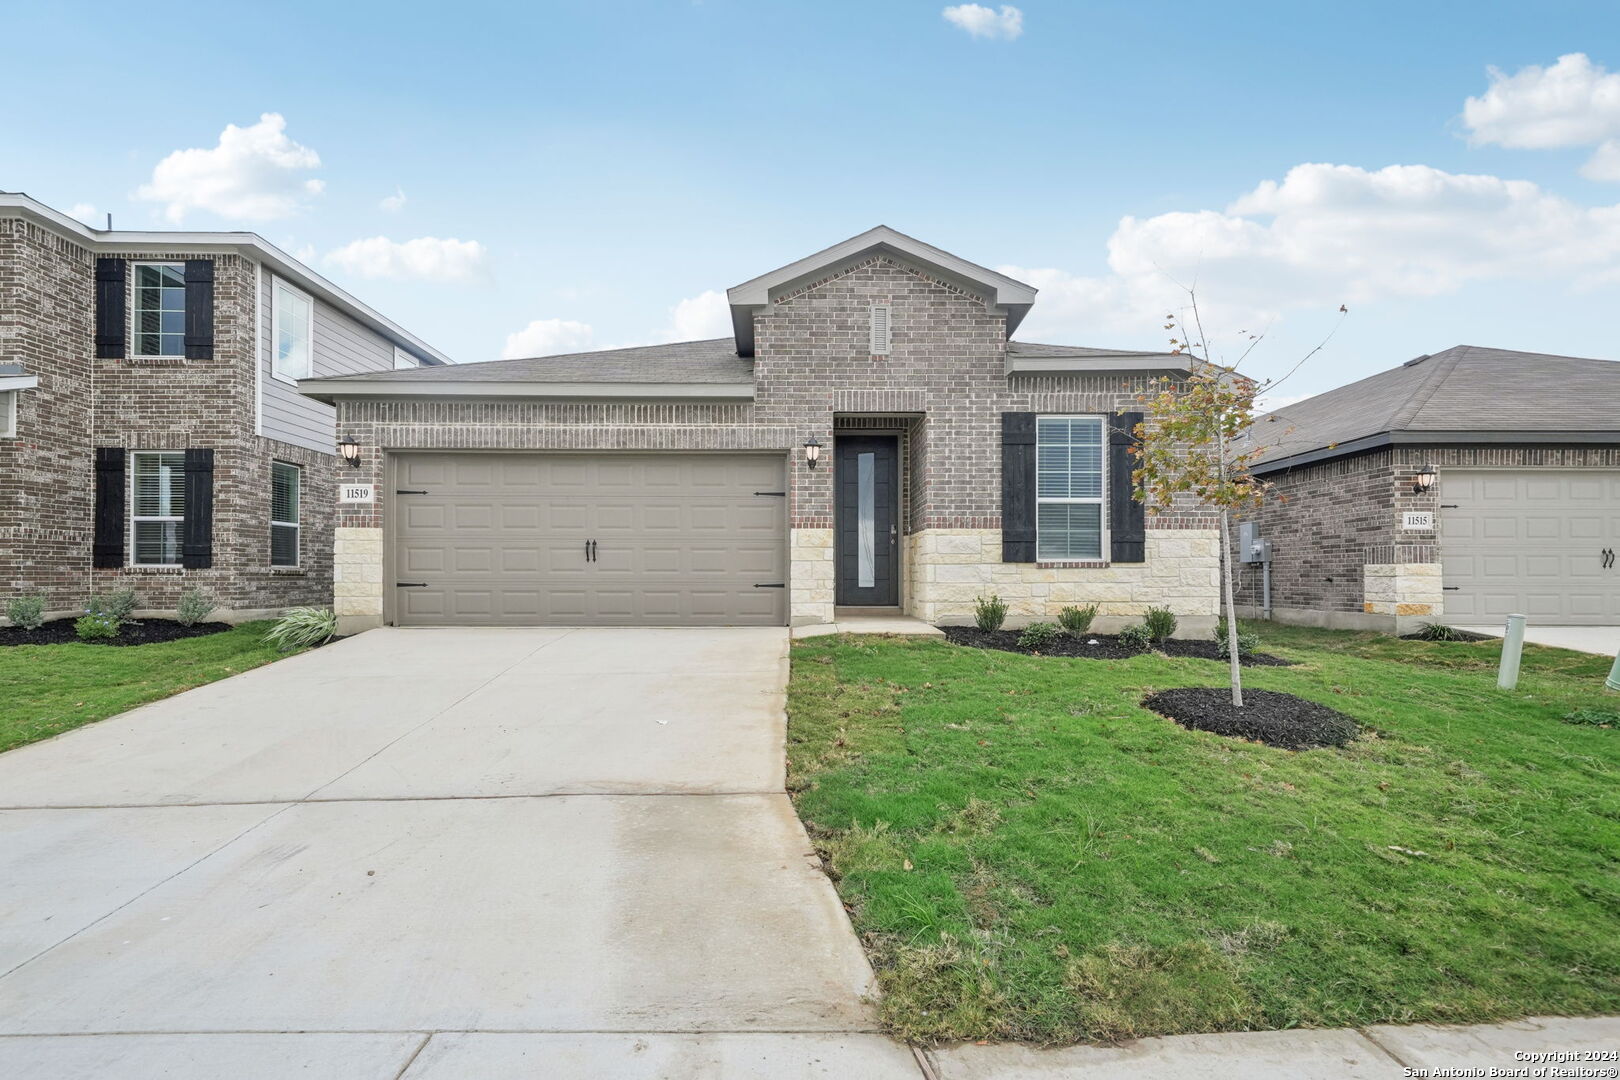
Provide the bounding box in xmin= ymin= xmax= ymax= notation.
xmin=804 ymin=436 xmax=822 ymax=470
xmin=338 ymin=435 xmax=362 ymax=469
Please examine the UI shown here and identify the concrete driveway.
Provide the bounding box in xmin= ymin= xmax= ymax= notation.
xmin=0 ymin=628 xmax=923 ymax=1079
xmin=1452 ymin=623 xmax=1620 ymax=657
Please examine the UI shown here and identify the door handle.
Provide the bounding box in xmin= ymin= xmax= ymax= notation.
xmin=590 ymin=540 xmax=598 ymax=562
xmin=890 ymin=523 xmax=898 ymax=544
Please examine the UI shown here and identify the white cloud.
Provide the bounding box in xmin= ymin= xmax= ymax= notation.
xmin=664 ymin=289 xmax=731 ymax=340
xmin=323 ymin=236 xmax=486 ymax=281
xmin=67 ymin=203 xmax=99 ymax=226
xmin=1004 ymin=161 xmax=1620 ymax=345
xmin=942 ymin=3 xmax=1022 ymax=40
xmin=502 ymin=319 xmax=595 ymax=359
xmin=380 ymin=187 xmax=407 ymax=213
xmin=135 ymin=113 xmax=324 ymax=222
xmin=1463 ymin=54 xmax=1620 ymax=181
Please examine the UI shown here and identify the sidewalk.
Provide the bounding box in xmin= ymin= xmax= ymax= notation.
xmin=920 ymin=1015 xmax=1620 ymax=1078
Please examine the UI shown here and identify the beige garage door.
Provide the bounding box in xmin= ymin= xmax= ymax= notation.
xmin=1440 ymin=469 xmax=1620 ymax=625
xmin=391 ymin=453 xmax=787 ymax=626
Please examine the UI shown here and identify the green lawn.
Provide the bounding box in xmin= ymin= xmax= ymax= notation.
xmin=0 ymin=622 xmax=292 ymax=754
xmin=787 ymin=622 xmax=1620 ymax=1045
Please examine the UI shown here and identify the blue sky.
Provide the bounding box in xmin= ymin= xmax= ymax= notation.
xmin=7 ymin=1 xmax=1620 ymax=402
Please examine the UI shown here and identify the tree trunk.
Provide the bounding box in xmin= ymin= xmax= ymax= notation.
xmin=1218 ymin=507 xmax=1244 ymax=707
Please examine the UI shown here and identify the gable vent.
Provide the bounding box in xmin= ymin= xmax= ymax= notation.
xmin=870 ymin=303 xmax=892 ymax=355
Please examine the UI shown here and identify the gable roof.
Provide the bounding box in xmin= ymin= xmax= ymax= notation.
xmin=0 ymin=191 xmax=455 ymax=367
xmin=1251 ymin=345 xmax=1620 ymax=473
xmin=725 ymin=226 xmax=1038 ymax=357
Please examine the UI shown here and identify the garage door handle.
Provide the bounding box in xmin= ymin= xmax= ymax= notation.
xmin=397 ymin=582 xmax=428 ymax=588
xmin=1442 ymin=586 xmax=1460 ymax=591
xmin=396 ymin=489 xmax=429 ymax=495
xmin=754 ymin=491 xmax=786 ymax=496
xmin=754 ymin=583 xmax=785 ymax=588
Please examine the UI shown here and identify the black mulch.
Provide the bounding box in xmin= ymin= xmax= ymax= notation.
xmin=939 ymin=625 xmax=1293 ymax=666
xmin=1399 ymin=627 xmax=1495 ymax=642
xmin=1143 ymin=687 xmax=1360 ymax=750
xmin=0 ymin=619 xmax=233 ymax=648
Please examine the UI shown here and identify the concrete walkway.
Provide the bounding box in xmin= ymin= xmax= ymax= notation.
xmin=1453 ymin=622 xmax=1620 ymax=658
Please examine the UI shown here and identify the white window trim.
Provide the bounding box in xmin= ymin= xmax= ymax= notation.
xmin=270 ymin=461 xmax=302 ymax=568
xmin=393 ymin=346 xmax=417 ymax=370
xmin=129 ymin=450 xmax=186 ymax=569
xmin=1035 ymin=414 xmax=1110 ymax=563
xmin=0 ymin=390 xmax=15 ymax=439
xmin=270 ymin=275 xmax=315 ymax=385
xmin=128 ymin=260 xmax=188 ymax=360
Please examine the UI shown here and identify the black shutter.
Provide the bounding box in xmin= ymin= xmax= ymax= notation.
xmin=95 ymin=259 xmax=126 ymax=359
xmin=1109 ymin=411 xmax=1146 ymax=563
xmin=93 ymin=448 xmax=126 ymax=567
xmin=183 ymin=260 xmax=215 ymax=360
xmin=1000 ymin=412 xmax=1037 ymax=562
xmin=182 ymin=449 xmax=214 ymax=569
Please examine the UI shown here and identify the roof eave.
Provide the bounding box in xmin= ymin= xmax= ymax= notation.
xmin=1007 ymin=354 xmax=1193 ymax=377
xmin=1251 ymin=428 xmax=1620 ymax=475
xmin=0 ymin=192 xmax=456 ymax=367
xmin=297 ymin=378 xmax=756 ymax=405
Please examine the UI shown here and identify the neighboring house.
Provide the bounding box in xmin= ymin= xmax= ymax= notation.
xmin=301 ymin=226 xmax=1221 ymax=634
xmin=0 ymin=193 xmax=453 ymax=622
xmin=1236 ymin=345 xmax=1620 ymax=633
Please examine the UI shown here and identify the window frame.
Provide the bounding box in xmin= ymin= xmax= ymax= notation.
xmin=0 ymin=390 xmax=15 ymax=439
xmin=129 ymin=261 xmax=188 ymax=359
xmin=270 ymin=276 xmax=315 ymax=384
xmin=129 ymin=450 xmax=187 ymax=568
xmin=1034 ymin=414 xmax=1109 ymax=563
xmin=270 ymin=461 xmax=302 ymax=568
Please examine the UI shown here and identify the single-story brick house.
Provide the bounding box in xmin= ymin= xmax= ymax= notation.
xmin=1234 ymin=345 xmax=1620 ymax=633
xmin=300 ymin=227 xmax=1223 ymax=635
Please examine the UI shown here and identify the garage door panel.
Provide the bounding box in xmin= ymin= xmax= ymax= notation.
xmin=392 ymin=453 xmax=787 ymax=626
xmin=1440 ymin=468 xmax=1619 ymax=626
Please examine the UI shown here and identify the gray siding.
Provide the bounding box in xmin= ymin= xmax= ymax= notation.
xmin=259 ymin=268 xmax=401 ymax=453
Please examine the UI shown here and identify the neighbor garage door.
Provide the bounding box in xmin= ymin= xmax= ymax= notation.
xmin=1440 ymin=469 xmax=1620 ymax=625
xmin=391 ymin=453 xmax=787 ymax=626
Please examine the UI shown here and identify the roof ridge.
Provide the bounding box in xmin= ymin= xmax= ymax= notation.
xmin=1390 ymin=345 xmax=1469 ymax=430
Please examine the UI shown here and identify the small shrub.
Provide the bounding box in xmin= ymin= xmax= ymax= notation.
xmin=974 ymin=593 xmax=1008 ymax=632
xmin=263 ymin=607 xmax=337 ymax=652
xmin=74 ymin=613 xmax=121 ymax=641
xmin=1058 ymin=604 xmax=1099 ymax=635
xmin=1116 ymin=624 xmax=1152 ymax=651
xmin=5 ymin=594 xmax=46 ymax=631
xmin=176 ymin=587 xmax=217 ymax=627
xmin=1414 ymin=622 xmax=1465 ymax=642
xmin=1563 ymin=708 xmax=1619 ymax=728
xmin=1214 ymin=619 xmax=1261 ymax=659
xmin=1143 ymin=606 xmax=1178 ymax=644
xmin=89 ymin=588 xmax=140 ymax=624
xmin=1018 ymin=622 xmax=1063 ymax=650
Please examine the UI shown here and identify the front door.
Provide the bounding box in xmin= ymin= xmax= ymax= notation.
xmin=834 ymin=436 xmax=900 ymax=606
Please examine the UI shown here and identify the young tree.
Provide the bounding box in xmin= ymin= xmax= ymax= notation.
xmin=1131 ymin=295 xmax=1344 ymax=706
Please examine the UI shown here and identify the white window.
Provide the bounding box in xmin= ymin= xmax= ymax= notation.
xmin=869 ymin=303 xmax=892 ymax=355
xmin=130 ymin=451 xmax=186 ymax=566
xmin=131 ymin=262 xmax=187 ymax=357
xmin=0 ymin=391 xmax=15 ymax=438
xmin=271 ymin=278 xmax=314 ymax=382
xmin=271 ymin=461 xmax=301 ymax=567
xmin=393 ymin=346 xmax=417 ymax=370
xmin=1036 ymin=416 xmax=1106 ymax=561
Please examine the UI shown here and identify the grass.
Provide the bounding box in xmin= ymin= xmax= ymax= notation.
xmin=786 ymin=621 xmax=1620 ymax=1045
xmin=0 ymin=621 xmax=293 ymax=754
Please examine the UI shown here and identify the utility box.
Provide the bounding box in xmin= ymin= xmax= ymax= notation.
xmin=1238 ymin=521 xmax=1271 ymax=564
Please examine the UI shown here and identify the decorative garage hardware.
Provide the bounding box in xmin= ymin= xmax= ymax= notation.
xmin=396 ymin=489 xmax=429 ymax=495
xmin=337 ymin=435 xmax=362 ymax=468
xmin=1604 ymin=548 xmax=1615 ymax=569
xmin=1443 ymin=586 xmax=1460 ymax=591
xmin=1412 ymin=464 xmax=1437 ymax=494
xmin=339 ymin=483 xmax=375 ymax=504
xmin=754 ymin=490 xmax=786 ymax=496
xmin=584 ymin=540 xmax=598 ymax=562
xmin=754 ymin=583 xmax=785 ymax=588
xmin=803 ymin=436 xmax=822 ymax=469
xmin=397 ymin=582 xmax=428 ymax=588
xmin=1440 ymin=504 xmax=1459 ymax=509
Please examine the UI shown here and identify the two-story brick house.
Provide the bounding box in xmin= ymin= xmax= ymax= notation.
xmin=0 ymin=193 xmax=453 ymax=623
xmin=301 ymin=227 xmax=1222 ymax=635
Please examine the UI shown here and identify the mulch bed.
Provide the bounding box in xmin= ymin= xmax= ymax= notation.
xmin=0 ymin=618 xmax=233 ymax=648
xmin=1143 ymin=687 xmax=1360 ymax=750
xmin=1399 ymin=628 xmax=1495 ymax=643
xmin=939 ymin=625 xmax=1293 ymax=666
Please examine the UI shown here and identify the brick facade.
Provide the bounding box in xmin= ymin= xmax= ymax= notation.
xmin=0 ymin=217 xmax=337 ymax=621
xmin=330 ymin=255 xmax=1220 ymax=632
xmin=1234 ymin=444 xmax=1620 ymax=632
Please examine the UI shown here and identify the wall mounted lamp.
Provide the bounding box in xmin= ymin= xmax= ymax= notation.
xmin=804 ymin=436 xmax=822 ymax=470
xmin=338 ymin=435 xmax=362 ymax=469
xmin=1413 ymin=464 xmax=1437 ymax=494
